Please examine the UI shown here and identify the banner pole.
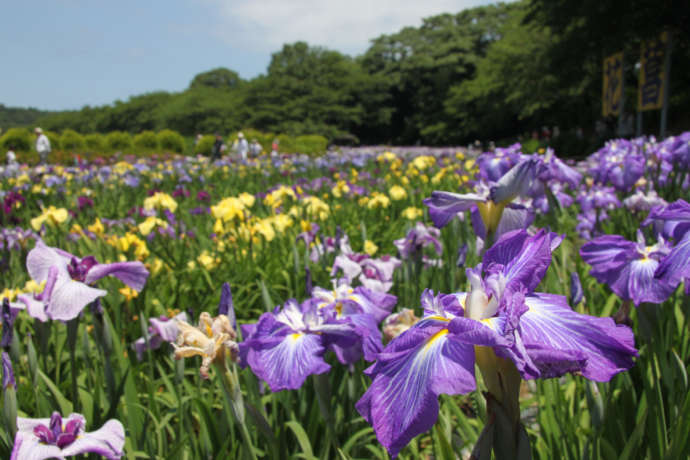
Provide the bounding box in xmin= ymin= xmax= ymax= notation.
xmin=660 ymin=32 xmax=672 ymax=139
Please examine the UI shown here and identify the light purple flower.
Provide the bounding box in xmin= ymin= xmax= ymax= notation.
xmin=241 ymin=299 xmax=357 ymax=391
xmin=623 ymin=189 xmax=666 ymax=213
xmin=577 ymin=185 xmax=621 ymax=213
xmin=580 ymin=230 xmax=675 ymax=305
xmin=309 ymin=283 xmax=396 ymax=363
xmin=132 ymin=312 xmax=188 ymax=361
xmin=393 ymin=222 xmax=442 ymax=260
xmin=25 ymin=241 xmax=149 ymax=321
xmin=359 ymin=256 xmax=401 ymax=293
xmin=11 ymin=412 xmax=125 ymax=460
xmin=539 ymin=148 xmax=582 ymax=189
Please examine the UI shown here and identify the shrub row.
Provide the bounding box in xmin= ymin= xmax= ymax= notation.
xmin=0 ymin=128 xmax=328 ymax=158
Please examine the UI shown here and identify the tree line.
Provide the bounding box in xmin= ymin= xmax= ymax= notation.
xmin=2 ymin=0 xmax=688 ymax=150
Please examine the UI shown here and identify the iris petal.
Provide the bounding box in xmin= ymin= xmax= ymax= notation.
xmin=246 ymin=332 xmax=329 ymax=391
xmin=356 ymin=321 xmax=475 ymax=458
xmin=520 ymin=293 xmax=637 ymax=381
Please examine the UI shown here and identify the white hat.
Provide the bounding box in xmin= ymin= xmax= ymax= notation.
xmin=34 ymin=127 xmax=43 ymax=134
xmin=238 ymin=132 xmax=244 ymax=138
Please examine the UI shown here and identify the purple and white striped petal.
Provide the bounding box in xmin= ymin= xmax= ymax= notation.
xmin=245 ymin=331 xmax=329 ymax=391
xmin=656 ymin=232 xmax=690 ymax=289
xmin=83 ymin=262 xmax=149 ymax=291
xmin=520 ymin=293 xmax=637 ymax=381
xmin=483 ymin=229 xmax=557 ymax=293
xmin=356 ymin=318 xmax=476 ymax=458
xmin=423 ymin=191 xmax=485 ymax=228
xmin=45 ymin=278 xmax=106 ymax=322
xmin=11 ymin=413 xmax=124 ymax=460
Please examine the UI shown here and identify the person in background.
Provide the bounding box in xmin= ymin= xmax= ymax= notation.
xmin=35 ymin=127 xmax=51 ymax=164
xmin=194 ymin=133 xmax=203 ymax=146
xmin=271 ymin=138 xmax=279 ymax=157
xmin=211 ymin=133 xmax=224 ymax=160
xmin=6 ymin=144 xmax=19 ymax=176
xmin=236 ymin=132 xmax=249 ymax=160
xmin=249 ymin=139 xmax=262 ymax=157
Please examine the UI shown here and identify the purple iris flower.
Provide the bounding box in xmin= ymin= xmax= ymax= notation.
xmin=489 ymin=157 xmax=545 ymax=204
xmin=308 ymin=233 xmax=352 ymax=263
xmin=132 ymin=312 xmax=188 ymax=361
xmin=331 ymin=250 xmax=401 ymax=293
xmin=1 ymin=297 xmax=23 ymax=348
xmin=643 ymin=199 xmax=690 ymax=241
xmin=11 ymin=412 xmax=125 ymax=460
xmin=357 ymin=229 xmax=637 ymax=458
xmin=296 ymin=223 xmax=320 ymax=247
xmin=172 ymin=186 xmax=189 ymax=199
xmin=359 ymin=256 xmax=401 ymax=293
xmin=570 ymin=272 xmax=583 ymax=305
xmin=456 ymin=243 xmax=468 ymax=267
xmin=623 ymin=189 xmax=666 ymax=213
xmin=331 ymin=252 xmax=369 ymax=284
xmin=393 ymin=222 xmax=442 ymax=260
xmin=665 ymin=131 xmax=690 ymax=167
xmin=476 ymin=145 xmax=522 ymax=182
xmin=577 ymin=185 xmax=621 ymax=213
xmin=189 ymin=206 xmax=209 ymax=215
xmin=2 ymin=351 xmax=14 ymax=389
xmin=308 ymin=282 xmax=396 ymax=363
xmin=25 ymin=241 xmax=149 ymax=321
xmin=76 ymin=196 xmax=94 ymax=211
xmin=608 ymin=154 xmax=645 ymax=192
xmin=0 ymin=227 xmax=39 ymax=251
xmin=122 ymin=175 xmax=140 ymax=188
xmin=469 ymin=201 xmax=534 ymax=253
xmin=587 ymin=139 xmax=645 ymax=191
xmin=580 ymin=230 xmax=675 ymax=305
xmin=2 ymin=191 xmax=25 ymax=225
xmin=240 ymin=299 xmax=357 ymax=391
xmin=539 ymin=148 xmax=582 ymax=189
xmin=425 ymin=158 xmax=540 ymax=246
xmin=643 ymin=199 xmax=690 ymax=289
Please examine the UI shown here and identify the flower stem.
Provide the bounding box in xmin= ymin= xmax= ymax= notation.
xmin=215 ymin=362 xmax=256 ymax=460
xmin=66 ymin=318 xmax=80 ymax=412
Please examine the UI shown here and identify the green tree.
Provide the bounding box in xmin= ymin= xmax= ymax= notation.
xmin=361 ymin=4 xmax=515 ymax=144
xmin=444 ymin=2 xmax=557 ymax=141
xmin=189 ymin=68 xmax=243 ymax=90
xmin=244 ymin=42 xmax=373 ymax=140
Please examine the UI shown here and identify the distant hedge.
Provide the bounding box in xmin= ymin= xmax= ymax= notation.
xmin=194 ymin=135 xmax=215 ymax=156
xmin=105 ymin=131 xmax=133 ymax=151
xmin=84 ymin=133 xmax=105 ymax=151
xmin=0 ymin=127 xmax=32 ymax=151
xmin=295 ymin=134 xmax=328 ymax=156
xmin=60 ymin=129 xmax=86 ymax=150
xmin=157 ymin=129 xmax=185 ymax=153
xmin=133 ymin=131 xmax=159 ymax=151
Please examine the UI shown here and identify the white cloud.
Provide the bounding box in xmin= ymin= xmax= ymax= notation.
xmin=204 ymin=0 xmax=492 ymax=56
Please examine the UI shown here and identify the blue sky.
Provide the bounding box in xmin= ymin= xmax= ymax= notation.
xmin=1 ymin=0 xmax=495 ymax=111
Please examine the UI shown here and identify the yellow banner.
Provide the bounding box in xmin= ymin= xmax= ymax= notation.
xmin=602 ymin=52 xmax=624 ymax=117
xmin=638 ymin=32 xmax=668 ymax=111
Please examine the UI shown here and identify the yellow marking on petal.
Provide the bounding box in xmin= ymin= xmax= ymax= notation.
xmin=426 ymin=315 xmax=450 ymax=323
xmin=477 ymin=200 xmax=506 ymax=234
xmin=290 ymin=333 xmax=303 ymax=341
xmin=424 ymin=329 xmax=448 ymax=351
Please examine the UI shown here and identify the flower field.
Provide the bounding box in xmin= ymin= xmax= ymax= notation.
xmin=1 ymin=137 xmax=690 ymax=459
